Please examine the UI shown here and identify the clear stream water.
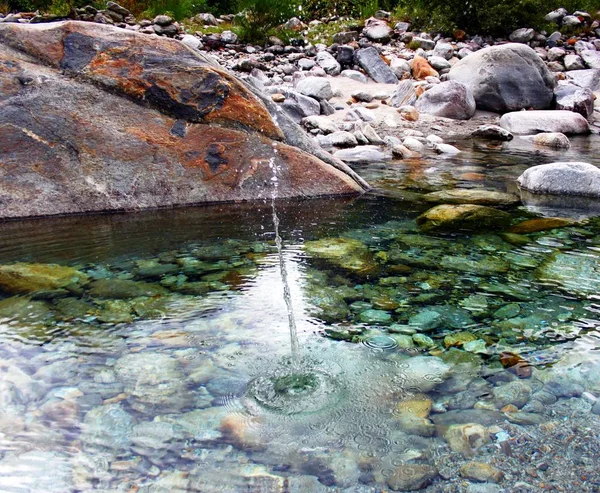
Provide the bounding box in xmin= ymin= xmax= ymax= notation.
xmin=1 ymin=137 xmax=600 ymax=492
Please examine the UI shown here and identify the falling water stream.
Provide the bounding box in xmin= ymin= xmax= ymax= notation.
xmin=269 ymin=155 xmax=300 ymax=365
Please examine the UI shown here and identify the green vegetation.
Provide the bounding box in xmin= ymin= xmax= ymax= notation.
xmin=392 ymin=0 xmax=600 ymax=36
xmin=234 ymin=0 xmax=300 ymax=42
xmin=2 ymin=0 xmax=598 ymax=39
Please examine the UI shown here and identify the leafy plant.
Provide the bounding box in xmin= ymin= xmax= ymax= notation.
xmin=234 ymin=0 xmax=301 ymax=43
xmin=141 ymin=0 xmax=195 ymax=21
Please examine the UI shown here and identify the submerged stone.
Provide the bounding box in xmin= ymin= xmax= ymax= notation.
xmin=536 ymin=252 xmax=600 ymax=296
xmin=423 ymin=189 xmax=519 ymax=206
xmin=88 ymin=279 xmax=168 ymax=299
xmin=304 ymin=237 xmax=378 ymax=276
xmin=387 ymin=464 xmax=438 ymax=491
xmin=508 ymin=217 xmax=575 ymax=234
xmin=440 ymin=255 xmax=509 ymax=275
xmin=0 ymin=263 xmax=88 ymax=295
xmin=444 ymin=331 xmax=478 ymax=348
xmin=416 ymin=205 xmax=512 ymax=233
xmin=359 ymin=309 xmax=393 ymax=325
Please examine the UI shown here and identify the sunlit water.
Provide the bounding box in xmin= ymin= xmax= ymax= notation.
xmin=1 ymin=137 xmax=600 ymax=491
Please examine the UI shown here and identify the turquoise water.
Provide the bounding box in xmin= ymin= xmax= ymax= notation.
xmin=1 ymin=137 xmax=600 ymax=491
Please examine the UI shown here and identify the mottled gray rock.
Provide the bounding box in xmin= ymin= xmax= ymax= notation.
xmin=415 ymin=80 xmax=475 ymax=120
xmin=564 ymin=54 xmax=585 ymax=71
xmin=297 ymin=58 xmax=316 ymax=70
xmin=562 ymin=15 xmax=582 ymax=27
xmin=333 ymin=145 xmax=390 ymax=162
xmin=433 ymin=41 xmax=454 ymax=60
xmin=528 ymin=132 xmax=571 ymax=149
xmin=355 ymin=47 xmax=398 ymax=84
xmin=302 ymin=115 xmax=338 ymax=134
xmin=389 ymin=79 xmax=417 ymax=107
xmin=296 ymin=76 xmax=333 ymax=100
xmin=499 ymin=110 xmax=589 ymax=135
xmin=340 ymin=69 xmax=368 ymax=83
xmin=428 ymin=55 xmax=451 ymax=71
xmin=434 ymin=143 xmax=461 ymax=154
xmin=509 ymin=28 xmax=535 ymax=43
xmin=220 ymin=30 xmax=237 ymax=44
xmin=448 ymin=43 xmax=556 ymax=112
xmin=472 ymin=125 xmax=514 ymax=141
xmin=318 ymin=131 xmax=358 ymax=147
xmin=390 ymin=57 xmax=411 ymax=78
xmin=581 ymin=50 xmax=600 ymax=69
xmin=333 ymin=31 xmax=358 ymax=44
xmin=518 ymin=162 xmax=600 ymax=197
xmin=554 ymin=84 xmax=595 ymax=119
xmin=566 ymin=69 xmax=600 ymax=91
xmin=363 ymin=19 xmax=392 ymax=42
xmin=545 ymin=8 xmax=568 ymax=23
xmin=413 ymin=36 xmax=435 ymax=50
xmin=282 ymin=89 xmax=321 ymax=121
xmin=547 ymin=47 xmax=566 ymax=61
xmin=180 ymin=34 xmax=200 ymax=50
xmin=493 ymin=380 xmax=532 ymax=409
xmin=315 ymin=50 xmax=341 ymax=75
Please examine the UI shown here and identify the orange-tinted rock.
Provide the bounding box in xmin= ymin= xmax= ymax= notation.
xmin=500 ymin=352 xmax=532 ymax=379
xmin=508 ymin=217 xmax=575 ymax=234
xmin=0 ymin=22 xmax=366 ymax=219
xmin=411 ymin=55 xmax=439 ymax=80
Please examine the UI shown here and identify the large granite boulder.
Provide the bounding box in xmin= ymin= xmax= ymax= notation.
xmin=0 ymin=22 xmax=365 ymax=219
xmin=447 ymin=43 xmax=556 ymax=112
xmin=415 ymin=80 xmax=476 ymax=120
xmin=518 ymin=162 xmax=600 ymax=197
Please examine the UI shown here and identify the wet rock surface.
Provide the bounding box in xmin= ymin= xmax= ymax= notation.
xmin=0 ymin=22 xmax=365 ymax=219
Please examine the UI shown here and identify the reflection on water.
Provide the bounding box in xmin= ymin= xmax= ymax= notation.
xmin=1 ymin=137 xmax=600 ymax=491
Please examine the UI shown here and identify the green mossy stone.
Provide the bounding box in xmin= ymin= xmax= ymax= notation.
xmin=304 ymin=237 xmax=379 ymax=276
xmin=96 ymin=300 xmax=134 ymax=324
xmin=444 ymin=331 xmax=478 ymax=348
xmin=0 ymin=263 xmax=88 ymax=295
xmin=416 ymin=204 xmax=512 ymax=233
xmin=53 ymin=297 xmax=97 ymax=321
xmin=134 ymin=259 xmax=179 ymax=279
xmin=88 ymin=279 xmax=168 ymax=299
xmin=359 ymin=309 xmax=393 ymax=325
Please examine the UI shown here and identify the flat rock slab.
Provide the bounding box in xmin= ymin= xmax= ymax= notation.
xmin=0 ymin=22 xmax=364 ymax=219
xmin=499 ymin=110 xmax=590 ymax=135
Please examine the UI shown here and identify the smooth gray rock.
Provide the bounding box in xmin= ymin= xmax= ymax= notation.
xmin=355 ymin=47 xmax=398 ymax=84
xmin=499 ymin=110 xmax=590 ymax=135
xmin=296 ymin=76 xmax=333 ymax=100
xmin=554 ymin=84 xmax=595 ymax=119
xmin=415 ymin=80 xmax=476 ymax=120
xmin=518 ymin=162 xmax=600 ymax=197
xmin=448 ymin=43 xmax=556 ymax=112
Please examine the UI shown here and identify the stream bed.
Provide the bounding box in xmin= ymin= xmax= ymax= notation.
xmin=1 ymin=136 xmax=600 ymax=492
